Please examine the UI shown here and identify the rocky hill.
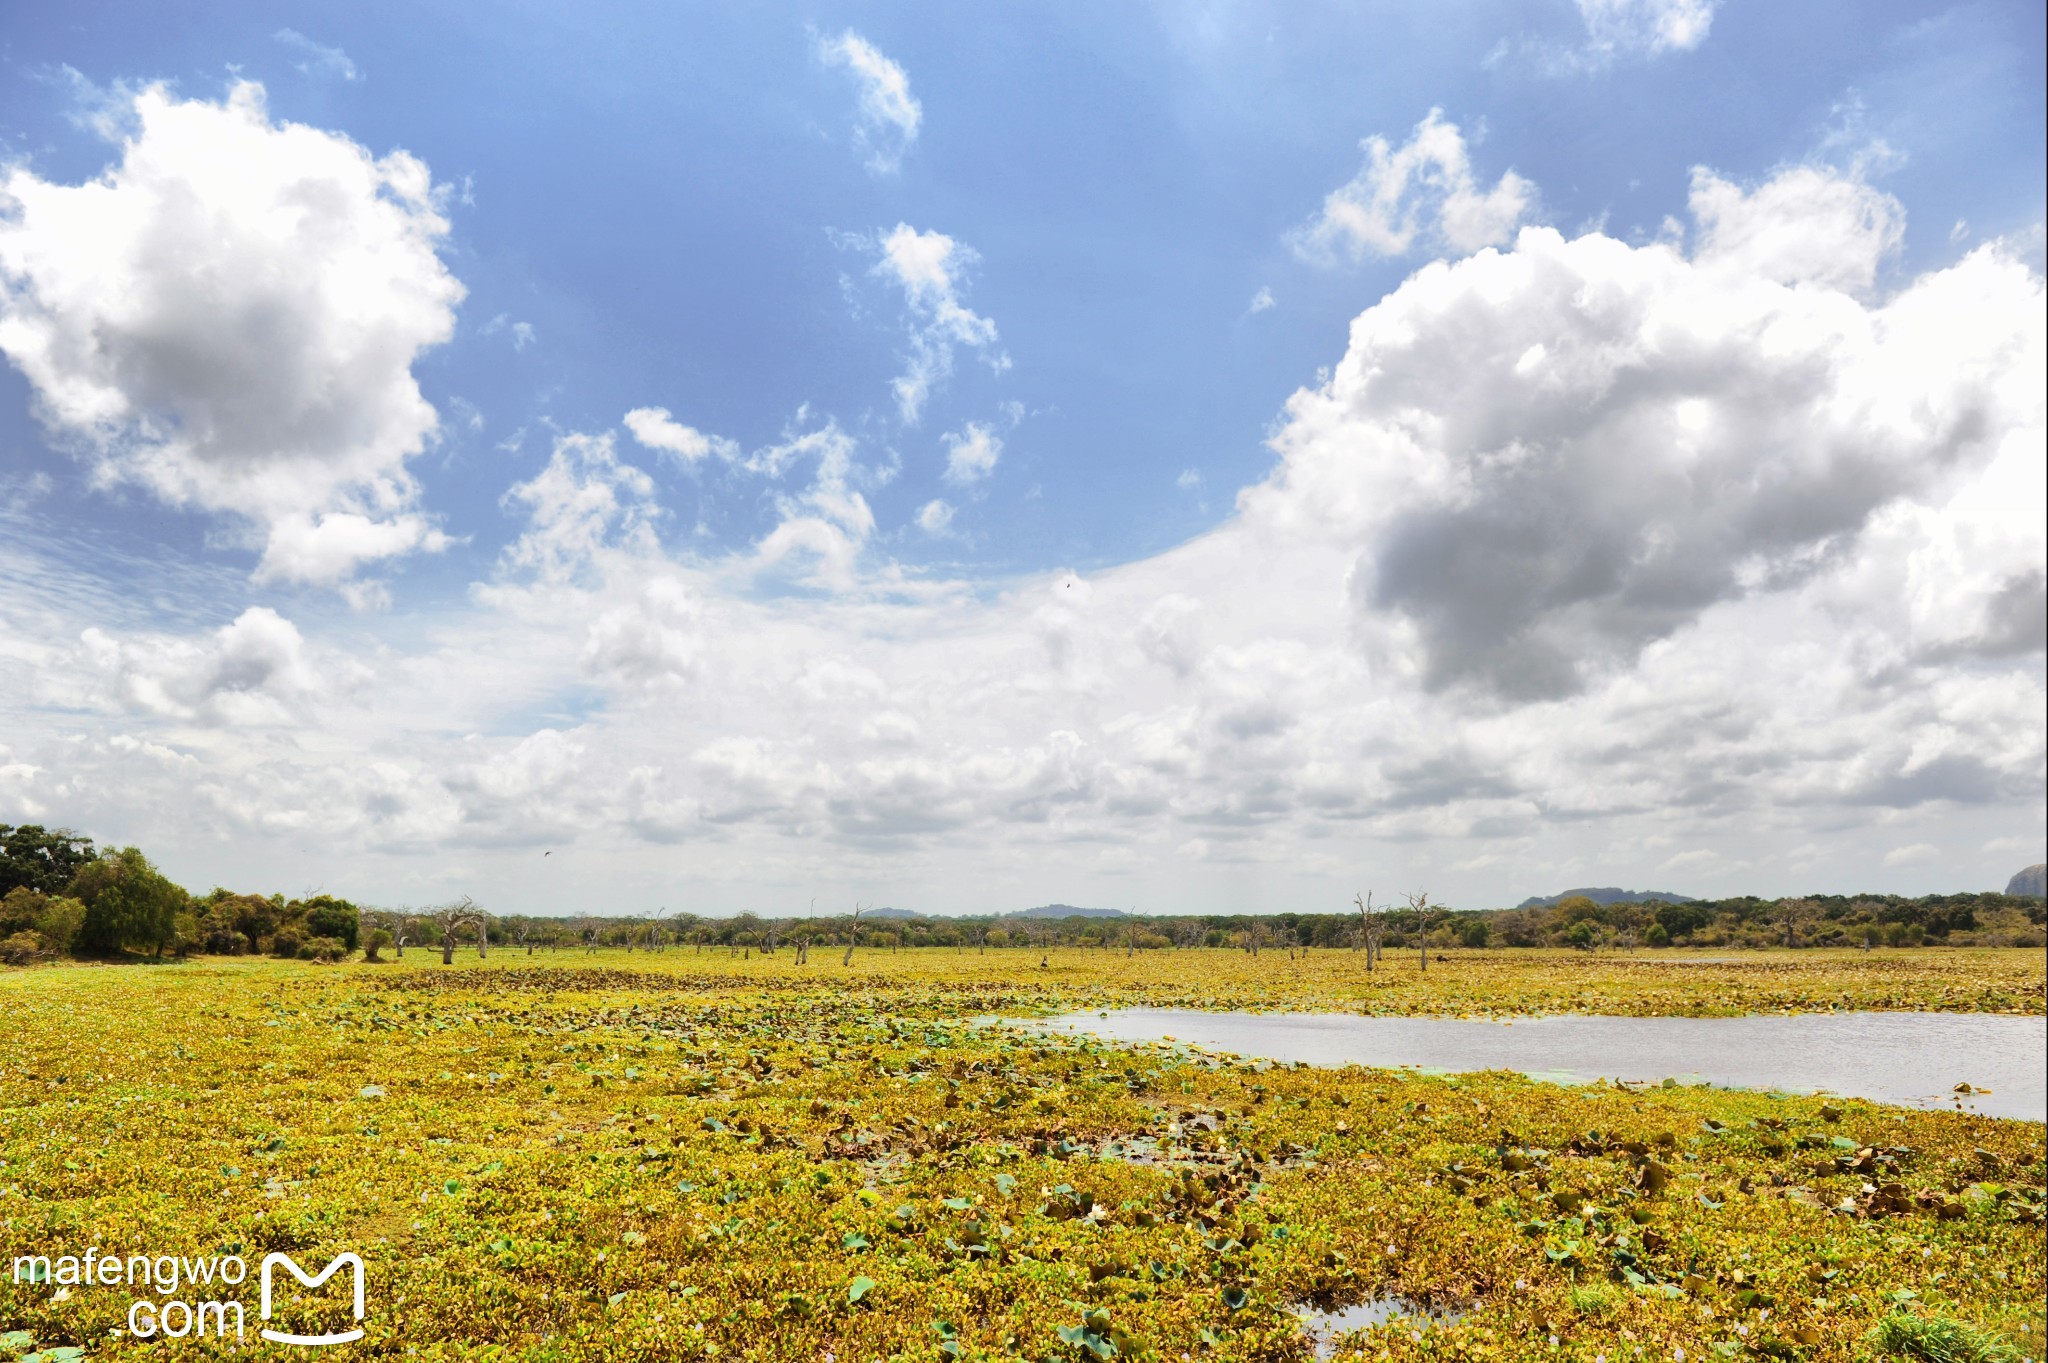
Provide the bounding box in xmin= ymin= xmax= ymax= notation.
xmin=1516 ymin=886 xmax=1696 ymax=910
xmin=2006 ymin=864 xmax=2046 ymax=898
xmin=1009 ymin=904 xmax=1128 ymax=919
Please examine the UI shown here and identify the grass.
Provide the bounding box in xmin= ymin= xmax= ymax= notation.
xmin=1868 ymin=1312 xmax=2025 ymax=1362
xmin=0 ymin=947 xmax=2040 ymax=1361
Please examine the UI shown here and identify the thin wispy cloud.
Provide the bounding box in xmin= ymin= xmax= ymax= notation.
xmin=274 ymin=29 xmax=362 ymax=81
xmin=816 ymin=29 xmax=921 ymax=175
xmin=867 ymin=224 xmax=1005 ymax=423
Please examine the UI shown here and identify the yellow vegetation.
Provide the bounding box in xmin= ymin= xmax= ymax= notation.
xmin=0 ymin=948 xmax=2040 ymax=1361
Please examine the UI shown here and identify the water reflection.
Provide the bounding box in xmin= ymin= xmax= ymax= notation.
xmin=1029 ymin=1009 xmax=2047 ymax=1122
xmin=1292 ymin=1297 xmax=1465 ymax=1358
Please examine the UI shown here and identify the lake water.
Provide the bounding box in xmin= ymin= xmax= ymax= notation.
xmin=1031 ymin=1009 xmax=2048 ymax=1122
xmin=1292 ymin=1298 xmax=1463 ymax=1358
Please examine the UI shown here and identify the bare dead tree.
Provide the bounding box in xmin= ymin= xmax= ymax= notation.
xmin=513 ymin=921 xmax=534 ymax=956
xmin=431 ymin=897 xmax=485 ymax=966
xmin=1405 ymin=890 xmax=1437 ymax=972
xmin=1353 ymin=891 xmax=1385 ymax=971
xmin=364 ymin=909 xmax=414 ymax=962
xmin=841 ymin=901 xmax=871 ymax=967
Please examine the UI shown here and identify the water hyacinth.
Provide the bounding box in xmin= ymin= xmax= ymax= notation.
xmin=0 ymin=948 xmax=2037 ymax=1360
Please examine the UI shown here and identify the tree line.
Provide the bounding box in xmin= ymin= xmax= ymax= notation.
xmin=3 ymin=822 xmax=2041 ymax=966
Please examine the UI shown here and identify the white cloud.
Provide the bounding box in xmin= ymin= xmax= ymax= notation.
xmin=76 ymin=607 xmax=324 ymax=726
xmin=1258 ymin=162 xmax=2041 ymax=700
xmin=870 ymin=224 xmax=1004 ymax=422
xmin=1575 ymin=0 xmax=1716 ymax=57
xmin=744 ymin=420 xmax=879 ymax=591
xmin=581 ymin=577 xmax=701 ymax=688
xmin=4 ymin=160 xmax=2038 ymax=914
xmin=0 ymin=81 xmax=462 ymax=584
xmin=500 ymin=432 xmax=659 ymax=583
xmin=623 ymin=406 xmax=739 ymax=463
xmin=1247 ymin=287 xmax=1277 ymax=314
xmin=273 ymin=29 xmax=361 ymax=81
xmin=482 ymin=312 xmax=537 ymax=350
xmin=1882 ymin=842 xmax=1939 ymax=866
xmin=1290 ymin=109 xmax=1536 ymax=263
xmin=941 ymin=422 xmax=1002 ymax=485
xmin=916 ymin=499 xmax=955 ymax=534
xmin=1689 ymin=164 xmax=1904 ymax=293
xmin=816 ymin=30 xmax=922 ymax=175
xmin=1176 ymin=469 xmax=1204 ymax=492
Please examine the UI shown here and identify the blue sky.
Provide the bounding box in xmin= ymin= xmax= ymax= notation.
xmin=0 ymin=1 xmax=2042 ymax=915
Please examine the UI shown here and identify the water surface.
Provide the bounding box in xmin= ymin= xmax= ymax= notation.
xmin=1031 ymin=1009 xmax=2046 ymax=1122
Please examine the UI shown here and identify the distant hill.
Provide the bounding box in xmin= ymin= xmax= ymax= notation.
xmin=1516 ymin=886 xmax=1697 ymax=910
xmin=1008 ymin=904 xmax=1128 ymax=919
xmin=2007 ymin=864 xmax=2046 ymax=898
xmin=865 ymin=907 xmax=921 ymax=920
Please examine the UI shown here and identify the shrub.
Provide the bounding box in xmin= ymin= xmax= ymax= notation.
xmin=0 ymin=930 xmax=44 ymax=966
xmin=362 ymin=927 xmax=394 ymax=963
xmin=271 ymin=927 xmax=305 ymax=959
xmin=297 ymin=935 xmax=349 ymax=963
xmin=1460 ymin=919 xmax=1491 ymax=948
xmin=1644 ymin=923 xmax=1670 ymax=947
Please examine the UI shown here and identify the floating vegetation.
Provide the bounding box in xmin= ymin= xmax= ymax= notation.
xmin=0 ymin=948 xmax=2039 ymax=1360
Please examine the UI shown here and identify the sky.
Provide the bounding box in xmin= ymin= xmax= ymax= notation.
xmin=0 ymin=0 xmax=2042 ymax=917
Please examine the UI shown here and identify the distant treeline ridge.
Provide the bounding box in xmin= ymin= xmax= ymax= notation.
xmin=2 ymin=823 xmax=2042 ymax=962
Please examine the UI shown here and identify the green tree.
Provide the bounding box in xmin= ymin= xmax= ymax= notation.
xmin=0 ymin=825 xmax=97 ymax=897
xmin=292 ymin=895 xmax=361 ymax=951
xmin=68 ymin=848 xmax=186 ymax=957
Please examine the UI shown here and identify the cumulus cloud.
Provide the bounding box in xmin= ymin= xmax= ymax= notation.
xmin=76 ymin=607 xmax=323 ymax=726
xmin=916 ymin=499 xmax=955 ymax=534
xmin=740 ymin=419 xmax=884 ymax=592
xmin=500 ymin=432 xmax=659 ymax=582
xmin=1689 ymin=164 xmax=1904 ymax=293
xmin=941 ymin=422 xmax=1002 ymax=485
xmin=4 ymin=157 xmax=2037 ymax=913
xmin=816 ymin=30 xmax=922 ymax=175
xmin=0 ymin=81 xmax=462 ymax=584
xmin=1291 ymin=109 xmax=1536 ymax=263
xmin=1256 ymin=162 xmax=2040 ymax=699
xmin=870 ymin=224 xmax=1004 ymax=422
xmin=623 ymin=406 xmax=739 ymax=463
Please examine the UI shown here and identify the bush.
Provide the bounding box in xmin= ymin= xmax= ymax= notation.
xmin=0 ymin=930 xmax=45 ymax=966
xmin=1460 ymin=919 xmax=1491 ymax=948
xmin=1644 ymin=922 xmax=1670 ymax=947
xmin=297 ymin=936 xmax=349 ymax=963
xmin=362 ymin=927 xmax=394 ymax=963
xmin=271 ymin=927 xmax=305 ymax=959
